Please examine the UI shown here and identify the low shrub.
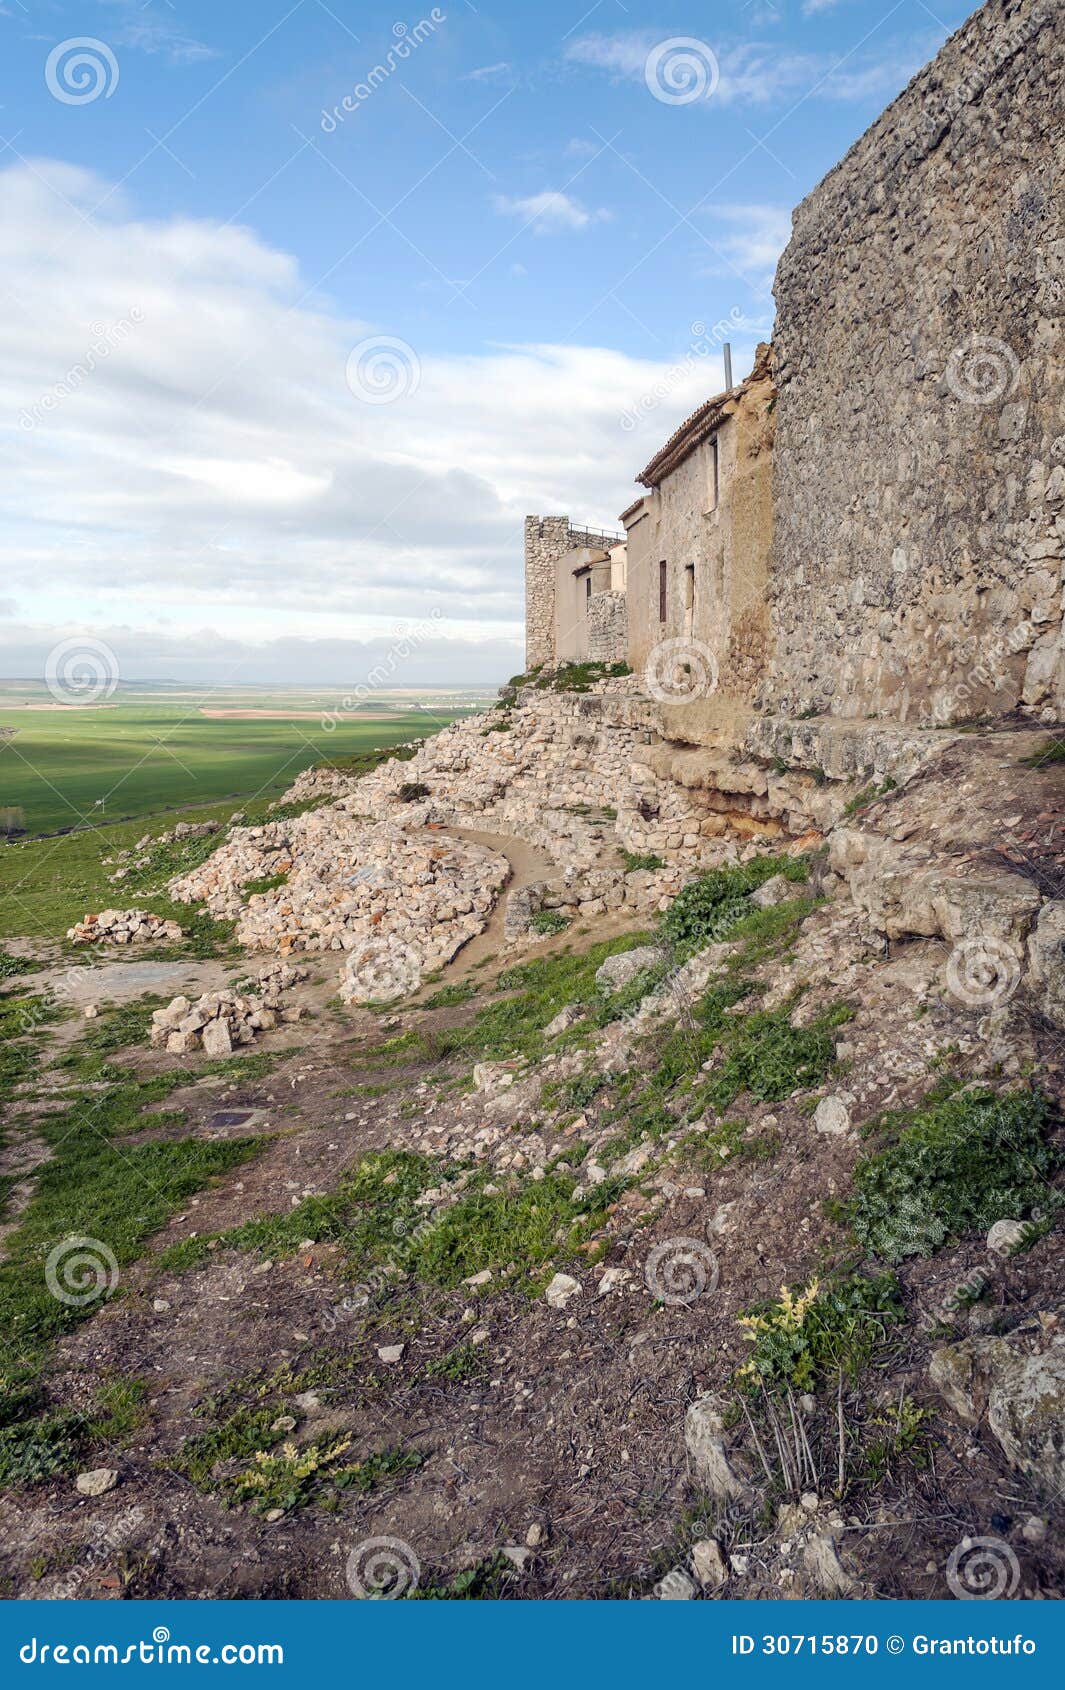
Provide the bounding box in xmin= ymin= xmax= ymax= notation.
xmin=850 ymin=1086 xmax=1054 ymax=1262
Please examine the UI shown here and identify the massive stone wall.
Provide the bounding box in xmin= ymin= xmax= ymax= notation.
xmin=768 ymin=0 xmax=1064 ymax=726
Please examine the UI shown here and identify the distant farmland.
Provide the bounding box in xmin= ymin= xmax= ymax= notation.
xmin=0 ymin=688 xmax=479 ymax=837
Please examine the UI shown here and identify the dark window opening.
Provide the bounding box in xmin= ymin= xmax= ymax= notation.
xmin=711 ymin=435 xmax=719 ymax=508
xmin=684 ymin=563 xmax=695 ymax=614
xmin=658 ymin=560 xmax=667 ymax=622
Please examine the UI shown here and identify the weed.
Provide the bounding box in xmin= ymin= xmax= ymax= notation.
xmin=156 ymin=1149 xmax=439 ymax=1276
xmin=424 ymin=1342 xmax=488 ymax=1384
xmin=737 ymin=1273 xmax=903 ymax=1394
xmin=620 ymin=850 xmax=665 ymax=874
xmin=421 ymin=981 xmax=476 ymax=1010
xmin=850 ymin=1087 xmax=1054 ymax=1262
xmin=397 ymin=782 xmax=430 ymax=803
xmin=243 ymin=872 xmax=289 ymax=898
xmin=659 ymin=857 xmax=807 ymax=958
xmin=408 ymin=1167 xmax=617 ymax=1292
xmin=407 ymin=1553 xmax=518 ymax=1600
xmin=1019 ymin=737 xmax=1065 ymax=768
xmin=697 ymin=1002 xmax=851 ymax=1115
xmin=530 ymin=910 xmax=569 ymax=936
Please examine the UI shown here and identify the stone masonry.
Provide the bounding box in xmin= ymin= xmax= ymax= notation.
xmin=768 ymin=0 xmax=1064 ymax=725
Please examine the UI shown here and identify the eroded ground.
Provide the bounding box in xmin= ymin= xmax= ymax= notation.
xmin=0 ymin=729 xmax=1062 ymax=1602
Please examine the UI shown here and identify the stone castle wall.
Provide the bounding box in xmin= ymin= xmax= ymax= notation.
xmin=768 ymin=0 xmax=1064 ymax=726
xmin=524 ymin=515 xmax=570 ymax=671
xmin=587 ymin=589 xmax=628 ymax=662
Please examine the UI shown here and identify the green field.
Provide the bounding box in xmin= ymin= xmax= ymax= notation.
xmin=0 ymin=689 xmax=478 ymax=837
xmin=0 ymin=685 xmax=483 ymax=942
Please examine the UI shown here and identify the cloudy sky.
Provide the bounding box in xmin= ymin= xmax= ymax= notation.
xmin=0 ymin=0 xmax=968 ymax=686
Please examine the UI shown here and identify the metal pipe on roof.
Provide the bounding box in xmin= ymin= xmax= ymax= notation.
xmin=723 ymin=342 xmax=733 ymax=390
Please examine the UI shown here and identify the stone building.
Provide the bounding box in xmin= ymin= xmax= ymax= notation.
xmin=525 ymin=0 xmax=1063 ymax=728
xmin=523 ymin=516 xmax=628 ymax=670
xmin=622 ymin=343 xmax=774 ymax=705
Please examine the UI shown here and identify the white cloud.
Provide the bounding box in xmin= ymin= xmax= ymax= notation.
xmin=566 ymin=28 xmax=942 ymax=107
xmin=0 ymin=160 xmax=740 ymax=684
xmin=701 ymin=204 xmax=793 ymax=286
xmin=492 ymin=189 xmax=611 ymax=233
xmin=98 ymin=0 xmax=218 ymax=65
xmin=462 ymin=62 xmax=512 ymax=82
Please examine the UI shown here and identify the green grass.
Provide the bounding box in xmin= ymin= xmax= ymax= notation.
xmin=659 ymin=856 xmax=809 ymax=958
xmin=1019 ymin=737 xmax=1065 ymax=768
xmin=0 ymin=699 xmax=460 ymax=837
xmin=155 ymin=1149 xmax=440 ymax=1276
xmin=366 ymin=932 xmax=656 ymax=1068
xmin=620 ymin=849 xmax=665 ymax=873
xmin=529 ymin=910 xmax=569 ymax=936
xmin=407 ymin=1166 xmax=619 ymax=1292
xmin=850 ymin=1086 xmax=1055 ymax=1262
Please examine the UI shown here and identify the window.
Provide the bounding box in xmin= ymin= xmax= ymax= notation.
xmin=585 ymin=575 xmax=592 ymax=600
xmin=658 ymin=560 xmax=667 ymax=622
xmin=709 ymin=435 xmax=720 ymax=509
xmin=684 ymin=563 xmax=695 ymax=614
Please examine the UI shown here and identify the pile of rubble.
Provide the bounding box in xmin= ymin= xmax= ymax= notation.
xmin=169 ymin=815 xmax=509 ymax=983
xmin=150 ymin=962 xmax=309 ymax=1056
xmin=67 ymin=908 xmax=184 ymax=946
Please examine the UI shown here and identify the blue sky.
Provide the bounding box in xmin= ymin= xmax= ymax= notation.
xmin=0 ymin=0 xmax=972 ymax=685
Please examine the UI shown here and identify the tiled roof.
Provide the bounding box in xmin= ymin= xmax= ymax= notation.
xmin=634 ymin=342 xmax=772 ymax=489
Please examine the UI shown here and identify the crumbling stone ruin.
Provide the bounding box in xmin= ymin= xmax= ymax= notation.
xmin=526 ymin=0 xmax=1063 ymax=729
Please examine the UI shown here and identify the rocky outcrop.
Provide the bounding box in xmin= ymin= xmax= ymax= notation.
xmin=929 ymin=1324 xmax=1065 ymax=1495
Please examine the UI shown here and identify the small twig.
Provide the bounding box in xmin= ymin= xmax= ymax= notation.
xmin=836 ymin=1370 xmax=846 ymax=1497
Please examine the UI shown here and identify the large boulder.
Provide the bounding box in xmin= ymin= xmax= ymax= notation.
xmin=929 ymin=1326 xmax=1065 ymax=1495
xmin=595 ymin=945 xmax=664 ymax=993
xmin=1027 ymin=900 xmax=1065 ymax=1027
